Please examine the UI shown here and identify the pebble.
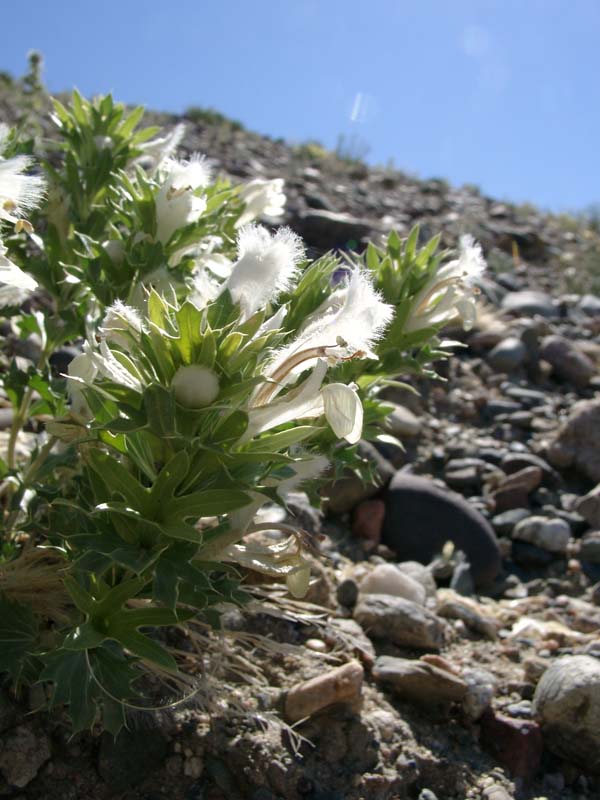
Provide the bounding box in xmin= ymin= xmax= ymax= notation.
xmin=385 ymin=402 xmax=422 ymax=438
xmin=547 ymin=398 xmax=600 ymax=483
xmin=462 ymin=668 xmax=496 ymax=720
xmin=372 ymin=656 xmax=467 ymax=704
xmin=540 ymin=334 xmax=596 ymax=387
xmin=336 ymin=577 xmax=359 ymax=608
xmin=501 ymin=290 xmax=557 ymax=318
xmin=354 ymin=593 xmax=448 ymax=650
xmin=395 ymin=560 xmax=437 ymax=597
xmin=533 ymin=655 xmax=600 ymax=772
xmin=487 ymin=337 xmax=527 ymax=373
xmin=505 ymin=700 xmax=533 ymax=718
xmin=284 ymin=660 xmax=364 ymax=722
xmin=358 ymin=563 xmax=427 ymax=605
xmin=575 ymin=484 xmax=600 ymax=528
xmin=436 ymin=593 xmax=498 ymax=640
xmin=512 ymin=515 xmax=571 ymax=553
xmin=491 ymin=508 xmax=530 ymax=536
xmin=305 ymin=638 xmax=328 ymax=653
xmin=480 ymin=709 xmax=542 ymax=781
xmin=578 ymin=531 xmax=600 ymax=564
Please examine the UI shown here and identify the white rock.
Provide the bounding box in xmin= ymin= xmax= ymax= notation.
xmin=512 ymin=516 xmax=570 ymax=553
xmin=359 ymin=563 xmax=426 ymax=605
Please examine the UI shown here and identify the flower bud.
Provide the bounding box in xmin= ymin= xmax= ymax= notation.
xmin=172 ymin=365 xmax=219 ymax=408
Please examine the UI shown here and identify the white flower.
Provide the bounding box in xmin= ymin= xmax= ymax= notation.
xmin=405 ymin=235 xmax=486 ymax=333
xmin=172 ymin=365 xmax=220 ymax=408
xmin=100 ymin=300 xmax=145 ymax=347
xmin=262 ymin=268 xmax=393 ymax=396
xmin=0 ymin=125 xmax=45 ymax=227
xmin=94 ymin=340 xmax=143 ymax=391
xmin=0 ymin=241 xmax=38 ymax=307
xmin=188 ymin=267 xmax=221 ymax=309
xmin=225 ymin=225 xmax=303 ymax=320
xmin=136 ymin=123 xmax=186 ymax=175
xmin=155 ymin=155 xmax=211 ymax=244
xmin=321 ymin=382 xmax=363 ymax=443
xmin=67 ymin=342 xmax=98 ymax=416
xmin=236 ymin=178 xmax=286 ymax=227
xmin=243 ymin=359 xmax=363 ymax=444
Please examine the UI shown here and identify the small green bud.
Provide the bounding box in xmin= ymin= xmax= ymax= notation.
xmin=172 ymin=364 xmax=219 ymax=408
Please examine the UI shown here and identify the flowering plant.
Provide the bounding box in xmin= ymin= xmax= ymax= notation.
xmin=0 ymin=90 xmax=485 ymax=732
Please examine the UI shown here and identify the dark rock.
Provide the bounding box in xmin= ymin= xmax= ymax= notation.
xmin=336 ymin=578 xmax=359 ymax=608
xmin=484 ymin=400 xmax=522 ymax=418
xmin=491 ymin=508 xmax=530 ymax=536
xmin=381 ymin=473 xmax=501 ymax=588
xmin=490 ymin=466 xmax=543 ymax=512
xmin=500 ymin=452 xmax=558 ymax=482
xmin=540 ymin=335 xmax=596 ymax=387
xmin=511 ymin=540 xmax=555 ymax=567
xmin=487 ymin=337 xmax=527 ymax=373
xmin=295 ymin=209 xmax=373 ymax=250
xmin=579 ymin=532 xmax=600 ymax=563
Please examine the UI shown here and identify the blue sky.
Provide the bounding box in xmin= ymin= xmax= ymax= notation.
xmin=3 ymin=0 xmax=599 ymax=212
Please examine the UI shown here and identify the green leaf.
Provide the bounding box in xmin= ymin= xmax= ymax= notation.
xmin=41 ymin=649 xmax=99 ymax=733
xmin=86 ymin=449 xmax=150 ymax=514
xmin=164 ymin=489 xmax=251 ymax=521
xmin=175 ymin=302 xmax=203 ymax=365
xmin=0 ymin=595 xmax=39 ymax=679
xmin=148 ymin=450 xmax=190 ymax=514
xmin=143 ymin=384 xmax=177 ymax=437
xmin=245 ymin=425 xmax=321 ymax=452
xmin=106 ymin=624 xmax=176 ymax=671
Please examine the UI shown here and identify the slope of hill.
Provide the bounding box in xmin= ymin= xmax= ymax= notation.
xmin=2 ymin=74 xmax=600 ymax=800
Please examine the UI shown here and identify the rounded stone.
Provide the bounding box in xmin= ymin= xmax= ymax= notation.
xmin=359 ymin=563 xmax=427 ymax=605
xmin=533 ymin=655 xmax=600 ymax=772
xmin=487 ymin=337 xmax=527 ymax=373
xmin=381 ymin=473 xmax=501 ymax=587
xmin=512 ymin=516 xmax=570 ymax=553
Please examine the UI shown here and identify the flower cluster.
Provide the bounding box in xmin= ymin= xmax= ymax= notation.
xmin=0 ymin=93 xmax=486 ymax=734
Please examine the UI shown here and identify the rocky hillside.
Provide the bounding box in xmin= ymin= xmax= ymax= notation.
xmin=2 ymin=78 xmax=600 ymax=800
